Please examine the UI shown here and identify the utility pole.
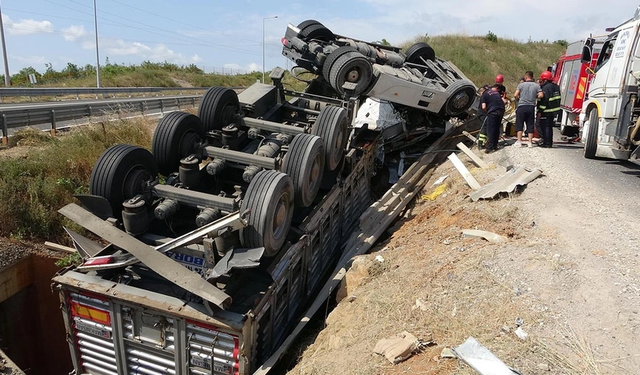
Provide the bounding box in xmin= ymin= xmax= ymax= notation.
xmin=262 ymin=15 xmax=277 ymax=83
xmin=0 ymin=1 xmax=11 ymax=87
xmin=93 ymin=0 xmax=101 ymax=87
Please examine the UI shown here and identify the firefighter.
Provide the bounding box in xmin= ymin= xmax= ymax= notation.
xmin=537 ymin=71 xmax=561 ymax=147
xmin=481 ymin=84 xmax=506 ymax=153
xmin=494 ymin=74 xmax=507 ymax=98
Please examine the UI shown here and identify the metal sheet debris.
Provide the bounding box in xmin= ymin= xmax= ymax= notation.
xmin=207 ymin=247 xmax=265 ymax=280
xmin=461 ymin=229 xmax=507 ymax=244
xmin=469 ymin=166 xmax=542 ymax=202
xmin=452 ymin=336 xmax=520 ymax=375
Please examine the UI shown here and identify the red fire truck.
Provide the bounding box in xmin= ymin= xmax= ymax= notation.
xmin=552 ymin=36 xmax=605 ymax=139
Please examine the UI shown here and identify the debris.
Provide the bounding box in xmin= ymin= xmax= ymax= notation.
xmin=456 ymin=142 xmax=489 ymax=169
xmin=515 ymin=327 xmax=529 ymax=340
xmin=514 ymin=317 xmax=524 ymax=327
xmin=373 ymin=331 xmax=420 ymax=364
xmin=412 ymin=298 xmax=428 ymax=311
xmin=440 ymin=347 xmax=456 ymax=358
xmin=462 ymin=229 xmax=507 ymax=244
xmin=468 ymin=166 xmax=542 ymax=202
xmin=347 ymin=295 xmax=357 ymax=303
xmin=448 ymin=153 xmax=481 ymax=190
xmin=431 ymin=175 xmax=449 ymax=187
xmin=373 ymin=331 xmax=433 ymax=364
xmin=375 ymin=255 xmax=385 ymax=263
xmin=452 ymin=336 xmax=520 ymax=375
xmin=462 ymin=130 xmax=478 ymax=143
xmin=537 ymin=363 xmax=551 ymax=371
xmin=422 ymin=184 xmax=447 ymax=201
xmin=206 ymin=247 xmax=265 ymax=280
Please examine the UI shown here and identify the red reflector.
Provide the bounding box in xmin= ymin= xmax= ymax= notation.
xmin=84 ymin=257 xmax=112 ymax=266
xmin=281 ymin=37 xmax=288 ymax=46
xmin=70 ymin=301 xmax=111 ymax=325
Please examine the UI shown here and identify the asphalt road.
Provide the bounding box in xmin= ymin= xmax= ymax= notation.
xmin=544 ymin=131 xmax=640 ymax=196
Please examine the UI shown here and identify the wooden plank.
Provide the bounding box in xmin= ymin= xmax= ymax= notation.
xmin=44 ymin=241 xmax=76 ymax=254
xmin=462 ymin=130 xmax=477 ymax=143
xmin=456 ymin=142 xmax=489 ymax=169
xmin=0 ymin=256 xmax=33 ymax=303
xmin=447 ymin=153 xmax=481 ymax=190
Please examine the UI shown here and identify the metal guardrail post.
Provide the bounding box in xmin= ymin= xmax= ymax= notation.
xmin=140 ymin=102 xmax=145 ymax=115
xmin=177 ymin=98 xmax=181 ymax=110
xmin=1 ymin=113 xmax=7 ymax=145
xmin=192 ymin=97 xmax=196 ymax=107
xmin=160 ymin=100 xmax=164 ymax=114
xmin=50 ymin=110 xmax=56 ymax=136
xmin=88 ymin=106 xmax=93 ymax=117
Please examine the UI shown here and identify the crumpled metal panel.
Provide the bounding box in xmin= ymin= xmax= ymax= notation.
xmin=469 ymin=166 xmax=543 ymax=202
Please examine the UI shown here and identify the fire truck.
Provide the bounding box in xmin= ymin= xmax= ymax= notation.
xmin=580 ymin=5 xmax=640 ymax=159
xmin=552 ymin=37 xmax=604 ymax=139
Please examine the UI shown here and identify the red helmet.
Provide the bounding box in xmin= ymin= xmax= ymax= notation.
xmin=495 ymin=74 xmax=504 ymax=84
xmin=540 ymin=71 xmax=553 ymax=81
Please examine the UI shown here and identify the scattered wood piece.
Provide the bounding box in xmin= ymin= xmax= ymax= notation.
xmin=462 ymin=130 xmax=477 ymax=143
xmin=456 ymin=142 xmax=489 ymax=169
xmin=44 ymin=241 xmax=76 ymax=254
xmin=461 ymin=229 xmax=507 ymax=244
xmin=447 ymin=153 xmax=481 ymax=190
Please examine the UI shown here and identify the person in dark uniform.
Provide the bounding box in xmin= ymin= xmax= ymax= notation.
xmin=537 ymin=71 xmax=561 ymax=147
xmin=476 ymin=84 xmax=490 ymax=148
xmin=480 ymin=84 xmax=506 ymax=153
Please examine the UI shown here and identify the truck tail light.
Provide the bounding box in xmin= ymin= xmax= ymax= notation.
xmin=281 ymin=37 xmax=288 ymax=46
xmin=82 ymin=256 xmax=113 ymax=266
xmin=70 ymin=300 xmax=111 ymax=325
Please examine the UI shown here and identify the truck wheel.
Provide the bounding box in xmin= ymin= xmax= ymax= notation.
xmin=283 ymin=134 xmax=325 ymax=207
xmin=322 ymin=46 xmax=358 ymax=83
xmin=312 ymin=105 xmax=349 ymax=171
xmin=297 ymin=21 xmax=335 ymax=41
xmin=443 ymin=80 xmax=477 ymax=116
xmin=198 ymin=87 xmax=239 ymax=131
xmin=240 ymin=171 xmax=294 ymax=257
xmin=90 ymin=144 xmax=158 ymax=218
xmin=584 ymin=108 xmax=598 ymax=159
xmin=329 ymin=51 xmax=373 ymax=97
xmin=405 ymin=42 xmax=436 ymax=64
xmin=152 ymin=111 xmax=204 ymax=176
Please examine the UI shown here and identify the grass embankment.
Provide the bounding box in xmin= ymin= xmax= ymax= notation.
xmin=403 ymin=35 xmax=566 ymax=95
xmin=0 ymin=121 xmax=152 ymax=242
xmin=0 ymin=35 xmax=567 ymax=242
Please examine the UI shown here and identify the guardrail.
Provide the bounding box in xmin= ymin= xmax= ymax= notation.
xmin=0 ymin=95 xmax=201 ymax=144
xmin=0 ymin=87 xmax=216 ymax=98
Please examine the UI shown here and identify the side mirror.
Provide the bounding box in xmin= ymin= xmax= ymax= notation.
xmin=581 ymin=45 xmax=592 ymax=64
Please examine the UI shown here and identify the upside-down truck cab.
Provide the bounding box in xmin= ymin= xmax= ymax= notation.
xmin=580 ymin=5 xmax=640 ymax=159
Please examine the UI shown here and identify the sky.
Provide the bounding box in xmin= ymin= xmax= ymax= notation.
xmin=0 ymin=0 xmax=637 ymax=76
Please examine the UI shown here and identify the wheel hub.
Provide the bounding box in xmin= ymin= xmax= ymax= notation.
xmin=346 ymin=68 xmax=360 ymax=82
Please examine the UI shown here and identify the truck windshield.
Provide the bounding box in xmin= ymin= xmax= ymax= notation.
xmin=595 ymin=38 xmax=616 ymax=72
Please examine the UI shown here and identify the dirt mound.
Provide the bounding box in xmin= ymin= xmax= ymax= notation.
xmin=288 ymin=144 xmax=621 ymax=374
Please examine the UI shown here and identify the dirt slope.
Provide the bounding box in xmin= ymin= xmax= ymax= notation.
xmin=287 ymin=140 xmax=639 ymax=374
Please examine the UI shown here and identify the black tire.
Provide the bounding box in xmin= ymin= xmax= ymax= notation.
xmin=584 ymin=108 xmax=598 ymax=159
xmin=322 ymin=46 xmax=358 ymax=83
xmin=152 ymin=111 xmax=204 ymax=176
xmin=240 ymin=171 xmax=294 ymax=256
xmin=283 ymin=134 xmax=325 ymax=207
xmin=89 ymin=144 xmax=158 ymax=218
xmin=197 ymin=87 xmax=239 ymax=132
xmin=298 ymin=22 xmax=334 ymax=41
xmin=405 ymin=42 xmax=436 ymax=64
xmin=297 ymin=19 xmax=321 ymax=30
xmin=312 ymin=106 xmax=349 ymax=171
xmin=329 ymin=51 xmax=373 ymax=96
xmin=443 ymin=80 xmax=477 ymax=116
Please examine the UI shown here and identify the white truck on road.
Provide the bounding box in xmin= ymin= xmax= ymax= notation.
xmin=580 ymin=5 xmax=640 ymax=159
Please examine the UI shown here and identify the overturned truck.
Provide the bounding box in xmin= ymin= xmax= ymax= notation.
xmin=52 ymin=20 xmax=476 ymax=375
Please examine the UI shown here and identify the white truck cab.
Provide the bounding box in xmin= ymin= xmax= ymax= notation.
xmin=580 ymin=6 xmax=640 ymax=159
